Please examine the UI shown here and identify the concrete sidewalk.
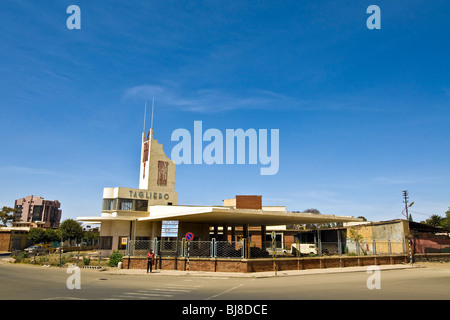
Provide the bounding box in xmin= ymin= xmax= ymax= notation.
xmin=103 ymin=263 xmax=417 ymax=278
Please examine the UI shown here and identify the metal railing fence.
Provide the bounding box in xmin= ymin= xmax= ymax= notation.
xmin=127 ymin=239 xmax=245 ymax=258
xmin=125 ymin=239 xmax=411 ymax=259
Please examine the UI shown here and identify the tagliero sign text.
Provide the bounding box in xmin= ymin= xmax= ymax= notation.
xmin=129 ymin=190 xmax=170 ymax=200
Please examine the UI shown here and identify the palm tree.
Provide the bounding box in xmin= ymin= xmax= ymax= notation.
xmin=425 ymin=215 xmax=443 ymax=227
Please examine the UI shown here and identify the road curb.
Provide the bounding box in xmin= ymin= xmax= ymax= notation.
xmin=103 ymin=264 xmax=418 ymax=278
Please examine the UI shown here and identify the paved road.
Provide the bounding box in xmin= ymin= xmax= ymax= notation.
xmin=0 ymin=261 xmax=449 ymax=300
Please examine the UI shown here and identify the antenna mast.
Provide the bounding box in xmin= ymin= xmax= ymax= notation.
xmin=143 ymin=101 xmax=147 ymax=133
xmin=151 ymin=97 xmax=155 ymax=130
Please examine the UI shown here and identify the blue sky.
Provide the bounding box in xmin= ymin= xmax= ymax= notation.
xmin=0 ymin=0 xmax=449 ymax=224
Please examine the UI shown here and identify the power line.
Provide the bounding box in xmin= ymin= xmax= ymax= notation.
xmin=409 ymin=210 xmax=436 ymax=218
xmin=392 ymin=212 xmax=405 ymax=219
xmin=380 ymin=196 xmax=403 ymax=210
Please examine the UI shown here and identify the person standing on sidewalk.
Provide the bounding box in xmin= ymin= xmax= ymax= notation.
xmin=147 ymin=249 xmax=155 ymax=273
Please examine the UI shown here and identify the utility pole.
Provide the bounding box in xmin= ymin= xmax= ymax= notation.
xmin=402 ymin=190 xmax=409 ymax=220
xmin=402 ymin=190 xmax=413 ymax=265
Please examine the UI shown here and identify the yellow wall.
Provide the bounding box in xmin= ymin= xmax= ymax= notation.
xmin=346 ymin=220 xmax=410 ymax=254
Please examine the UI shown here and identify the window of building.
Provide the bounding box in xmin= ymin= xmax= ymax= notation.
xmin=49 ymin=207 xmax=59 ymax=225
xmin=134 ymin=200 xmax=148 ymax=212
xmin=99 ymin=236 xmax=113 ymax=250
xmin=119 ymin=199 xmax=133 ymax=211
xmin=103 ymin=199 xmax=117 ymax=211
xmin=14 ymin=205 xmax=22 ymax=221
xmin=32 ymin=206 xmax=43 ymax=222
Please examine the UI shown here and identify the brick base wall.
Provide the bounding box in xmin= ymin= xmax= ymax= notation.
xmin=0 ymin=232 xmax=11 ymax=252
xmin=414 ymin=253 xmax=450 ymax=263
xmin=122 ymin=254 xmax=410 ymax=273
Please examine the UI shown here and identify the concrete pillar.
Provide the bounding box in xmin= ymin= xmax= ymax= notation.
xmin=243 ymin=224 xmax=249 ymax=239
xmin=213 ymin=225 xmax=218 ymax=239
xmin=151 ymin=221 xmax=158 ymax=239
xmin=243 ymin=224 xmax=249 ymax=258
xmin=337 ymin=229 xmax=342 ymax=256
xmin=231 ymin=226 xmax=236 ymax=243
xmin=223 ymin=224 xmax=229 ymax=242
xmin=317 ymin=229 xmax=322 ymax=257
xmin=261 ymin=225 xmax=266 ymax=248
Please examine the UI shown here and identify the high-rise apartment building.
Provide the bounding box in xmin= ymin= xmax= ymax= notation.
xmin=14 ymin=195 xmax=62 ymax=228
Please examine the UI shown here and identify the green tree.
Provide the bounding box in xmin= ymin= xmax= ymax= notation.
xmin=425 ymin=215 xmax=443 ymax=227
xmin=28 ymin=228 xmax=46 ymax=244
xmin=58 ymin=219 xmax=83 ymax=242
xmin=440 ymin=208 xmax=450 ymax=229
xmin=45 ymin=228 xmax=61 ymax=243
xmin=348 ymin=228 xmax=364 ymax=244
xmin=347 ymin=228 xmax=364 ymax=255
xmin=83 ymin=231 xmax=99 ymax=244
xmin=421 ymin=208 xmax=450 ymax=229
xmin=0 ymin=206 xmax=18 ymax=226
xmin=302 ymin=209 xmax=346 ymax=229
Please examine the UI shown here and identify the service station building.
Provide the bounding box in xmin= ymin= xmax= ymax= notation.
xmin=77 ymin=128 xmax=369 ymax=271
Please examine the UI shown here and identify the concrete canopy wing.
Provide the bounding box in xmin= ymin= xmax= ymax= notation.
xmin=77 ymin=216 xmax=138 ymax=223
xmin=138 ymin=206 xmax=363 ymax=226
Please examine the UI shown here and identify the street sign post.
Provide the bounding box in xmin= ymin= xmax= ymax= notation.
xmin=271 ymin=232 xmax=277 ymax=276
xmin=185 ymin=232 xmax=194 ymax=241
xmin=185 ymin=232 xmax=194 ymax=274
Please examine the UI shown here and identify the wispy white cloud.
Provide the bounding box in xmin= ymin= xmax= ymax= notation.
xmin=371 ymin=175 xmax=449 ymax=186
xmin=1 ymin=166 xmax=62 ymax=176
xmin=371 ymin=176 xmax=411 ymax=185
xmin=123 ymin=83 xmax=399 ymax=114
xmin=123 ymin=83 xmax=297 ymax=113
xmin=0 ymin=165 xmax=119 ymax=184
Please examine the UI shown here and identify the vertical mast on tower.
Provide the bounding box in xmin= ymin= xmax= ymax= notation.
xmin=151 ymin=97 xmax=155 ymax=131
xmin=143 ymin=101 xmax=147 ymax=135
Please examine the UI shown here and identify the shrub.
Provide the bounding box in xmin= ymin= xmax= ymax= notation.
xmin=108 ymin=250 xmax=123 ymax=267
xmin=83 ymin=256 xmax=91 ymax=266
xmin=14 ymin=251 xmax=29 ymax=263
xmin=39 ymin=255 xmax=49 ymax=264
xmin=60 ymin=255 xmax=66 ymax=266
